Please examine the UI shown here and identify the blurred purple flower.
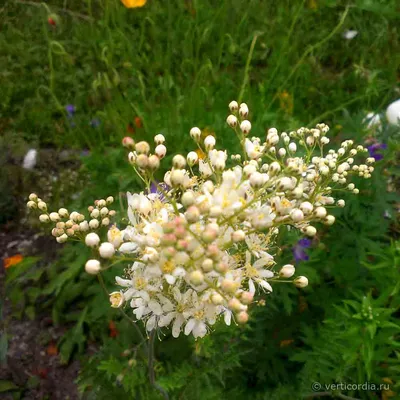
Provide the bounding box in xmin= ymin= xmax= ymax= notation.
xmin=90 ymin=118 xmax=101 ymax=128
xmin=149 ymin=181 xmax=170 ymax=201
xmin=367 ymin=143 xmax=387 ymax=161
xmin=65 ymin=104 xmax=75 ymax=115
xmin=293 ymin=238 xmax=312 ymax=263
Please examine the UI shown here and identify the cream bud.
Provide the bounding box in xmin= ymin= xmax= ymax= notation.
xmin=85 ymin=232 xmax=100 ymax=247
xmin=190 ymin=127 xmax=201 ymax=141
xmin=279 ymin=264 xmax=295 ymax=278
xmin=99 ymin=242 xmax=115 ymax=259
xmin=85 ymin=259 xmax=101 ymax=275
xmin=294 ymin=276 xmax=308 ymax=288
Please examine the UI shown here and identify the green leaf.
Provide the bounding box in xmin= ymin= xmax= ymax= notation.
xmin=0 ymin=380 xmax=19 ymax=392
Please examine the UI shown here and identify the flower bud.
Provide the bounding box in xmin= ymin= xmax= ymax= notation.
xmin=89 ymin=219 xmax=99 ymax=229
xmin=211 ymin=293 xmax=224 ymax=305
xmin=148 ymin=155 xmax=160 ymax=170
xmin=99 ymin=242 xmax=115 ymax=259
xmin=58 ymin=208 xmax=69 ymax=218
xmin=190 ymin=127 xmax=201 ymax=141
xmin=294 ymin=276 xmax=308 ymax=288
xmin=155 ymin=144 xmax=167 ymax=159
xmin=56 ymin=234 xmax=68 ymax=243
xmin=240 ymin=120 xmax=251 ymax=135
xmin=173 ymin=154 xmax=186 ymax=169
xmin=190 ymin=270 xmax=204 ymax=286
xmin=128 ymin=152 xmax=136 ymax=164
xmin=154 ymin=134 xmax=165 ymax=145
xmin=170 ymin=169 xmax=185 ymax=186
xmin=249 ymin=172 xmax=264 ymax=188
xmin=239 ymin=103 xmax=249 ymax=118
xmin=136 ymin=154 xmax=148 ymax=169
xmin=122 ymin=137 xmax=135 ymax=149
xmin=184 ymin=206 xmax=199 ymax=223
xmin=228 ymin=298 xmax=244 ymax=312
xmin=221 ymin=279 xmax=238 ymax=293
xmin=226 ymin=115 xmax=238 ymax=127
xmin=102 ymin=217 xmax=110 ymax=226
xmin=204 ymin=135 xmax=216 ymax=151
xmin=85 ymin=259 xmax=101 ymax=275
xmin=135 ymin=141 xmax=150 ymax=155
xmin=314 ymin=207 xmax=327 ymax=219
xmin=288 ymin=143 xmax=297 ymax=152
xmin=38 ymin=201 xmax=47 ymax=211
xmin=236 ymin=311 xmax=249 ymax=324
xmin=27 ymin=201 xmax=37 ymax=209
xmin=100 ymin=207 xmax=109 ymax=217
xmin=290 ymin=209 xmax=304 ymax=222
xmin=240 ymin=292 xmax=254 ymax=305
xmin=279 ymin=264 xmax=295 ymax=278
xmin=231 ymin=230 xmax=245 ymax=243
xmin=85 ymin=232 xmax=100 ymax=247
xmin=324 ymin=215 xmax=335 ymax=225
xmin=300 ymin=202 xmax=313 ymax=215
xmin=269 ymin=161 xmax=281 ymax=175
xmin=337 ymin=199 xmax=345 ymax=207
xmin=29 ymin=193 xmax=38 ymax=201
xmin=187 ymin=151 xmax=198 ymax=166
xmin=49 ymin=212 xmax=60 ymax=222
xmin=39 ymin=214 xmax=50 ymax=223
xmin=79 ymin=221 xmax=89 ymax=231
xmin=201 ymin=258 xmax=214 ymax=272
xmin=304 ymin=226 xmax=317 ymax=237
xmin=229 ymin=100 xmax=239 ymax=112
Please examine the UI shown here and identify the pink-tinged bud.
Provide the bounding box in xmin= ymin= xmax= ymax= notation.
xmin=215 ymin=261 xmax=228 ymax=274
xmin=122 ymin=136 xmax=135 ymax=149
xmin=228 ymin=298 xmax=243 ymax=312
xmin=241 ymin=292 xmax=254 ymax=305
xmin=161 ymin=234 xmax=176 ymax=246
xmin=162 ymin=246 xmax=176 ymax=259
xmin=202 ymin=228 xmax=217 ymax=243
xmin=206 ymin=244 xmax=219 ymax=259
xmin=174 ymin=217 xmax=186 ymax=226
xmin=174 ymin=226 xmax=186 ymax=239
xmin=236 ymin=311 xmax=249 ymax=324
xmin=185 ymin=206 xmax=200 ymax=223
xmin=88 ymin=206 xmax=94 ymax=212
xmin=221 ymin=279 xmax=238 ymax=293
xmin=162 ymin=222 xmax=175 ymax=234
xmin=176 ymin=240 xmax=188 ymax=251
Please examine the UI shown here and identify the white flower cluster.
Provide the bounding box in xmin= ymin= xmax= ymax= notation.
xmin=28 ymin=101 xmax=375 ymax=339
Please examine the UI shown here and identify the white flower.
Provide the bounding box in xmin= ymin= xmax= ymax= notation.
xmin=199 ymin=159 xmax=213 ymax=177
xmin=386 ymin=99 xmax=400 ymax=125
xmin=85 ymin=259 xmax=101 ymax=275
xmin=244 ymin=138 xmax=264 ymax=159
xmin=343 ymin=30 xmax=358 ymax=40
xmin=22 ymin=149 xmax=37 ymax=170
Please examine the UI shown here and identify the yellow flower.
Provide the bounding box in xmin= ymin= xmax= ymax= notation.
xmin=120 ymin=0 xmax=147 ymax=8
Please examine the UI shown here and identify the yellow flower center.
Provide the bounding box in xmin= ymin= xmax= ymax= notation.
xmin=135 ymin=277 xmax=146 ymax=290
xmin=162 ymin=261 xmax=175 ymax=274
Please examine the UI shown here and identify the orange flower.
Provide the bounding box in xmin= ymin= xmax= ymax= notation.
xmin=195 ymin=148 xmax=206 ymax=160
xmin=46 ymin=342 xmax=58 ymax=356
xmin=109 ymin=321 xmax=119 ymax=338
xmin=278 ymin=90 xmax=293 ymax=115
xmin=4 ymin=254 xmax=23 ymax=269
xmin=120 ymin=0 xmax=147 ymax=8
xmin=280 ymin=339 xmax=294 ymax=348
xmin=134 ymin=116 xmax=143 ymax=128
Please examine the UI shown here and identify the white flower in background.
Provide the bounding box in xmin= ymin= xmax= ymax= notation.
xmin=28 ymin=100 xmax=375 ymax=339
xmin=386 ymin=99 xmax=400 ymax=125
xmin=343 ymin=30 xmax=358 ymax=40
xmin=363 ymin=112 xmax=382 ymax=130
xmin=22 ymin=149 xmax=37 ymax=170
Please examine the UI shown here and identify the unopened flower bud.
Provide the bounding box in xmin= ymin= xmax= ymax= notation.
xmin=79 ymin=221 xmax=89 ymax=231
xmin=85 ymin=232 xmax=100 ymax=247
xmin=49 ymin=212 xmax=60 ymax=222
xmin=190 ymin=127 xmax=201 ymax=141
xmin=290 ymin=209 xmax=304 ymax=222
xmin=148 ymin=155 xmax=160 ymax=170
xmin=85 ymin=259 xmax=101 ymax=275
xmin=300 ymin=202 xmax=313 ymax=215
xmin=211 ymin=293 xmax=223 ymax=305
xmin=136 ymin=154 xmax=148 ymax=169
xmin=122 ymin=137 xmax=135 ymax=149
xmin=56 ymin=234 xmax=68 ymax=243
xmin=102 ymin=217 xmax=110 ymax=226
xmin=314 ymin=207 xmax=327 ymax=219
xmin=226 ymin=115 xmax=238 ymax=127
xmin=39 ymin=214 xmax=50 ymax=223
xmin=170 ymin=169 xmax=185 ymax=186
xmin=236 ymin=311 xmax=249 ymax=324
xmin=181 ymin=191 xmax=195 ymax=207
xmin=154 ymin=134 xmax=165 ymax=145
xmin=204 ymin=135 xmax=216 ymax=151
xmin=294 ymin=276 xmax=308 ymax=288
xmin=221 ymin=279 xmax=238 ymax=293
xmin=135 ymin=141 xmax=150 ymax=155
xmin=241 ymin=292 xmax=254 ymax=305
xmin=89 ymin=219 xmax=99 ymax=229
xmin=324 ymin=215 xmax=335 ymax=225
xmin=240 ymin=120 xmax=251 ymax=135
xmin=229 ymin=100 xmax=239 ymax=112
xmin=186 ymin=151 xmax=198 ymax=166
xmin=38 ymin=201 xmax=47 ymax=211
xmin=201 ymin=258 xmax=214 ymax=272
xmin=29 ymin=193 xmax=38 ymax=201
xmin=239 ymin=103 xmax=249 ymax=118
xmin=228 ymin=298 xmax=244 ymax=312
xmin=337 ymin=199 xmax=345 ymax=207
xmin=99 ymin=242 xmax=115 ymax=259
xmin=231 ymin=230 xmax=245 ymax=242
xmin=304 ymin=226 xmax=317 ymax=237
xmin=190 ymin=270 xmax=204 ymax=286
xmin=58 ymin=208 xmax=69 ymax=218
xmin=279 ymin=264 xmax=295 ymax=278
xmin=173 ymin=154 xmax=186 ymax=169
